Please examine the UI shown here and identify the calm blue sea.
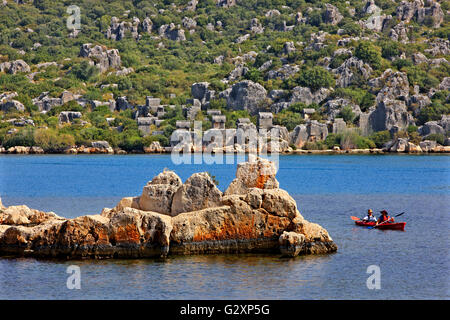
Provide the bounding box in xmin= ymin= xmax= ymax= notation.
xmin=0 ymin=154 xmax=449 ymax=299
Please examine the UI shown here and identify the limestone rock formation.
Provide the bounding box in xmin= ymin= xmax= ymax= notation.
xmin=171 ymin=172 xmax=222 ymax=215
xmin=159 ymin=23 xmax=186 ymax=41
xmin=323 ymin=4 xmax=343 ymax=25
xmin=226 ymin=80 xmax=268 ymax=115
xmin=58 ymin=111 xmax=82 ymax=124
xmin=368 ymin=99 xmax=415 ymax=132
xmin=224 ymin=157 xmax=279 ymax=195
xmin=288 ymin=86 xmax=331 ymax=106
xmin=139 ymin=170 xmax=183 ymax=214
xmin=369 ymin=69 xmax=410 ymax=102
xmin=396 ymin=0 xmax=444 ymax=28
xmin=333 ymin=57 xmax=372 ymax=88
xmin=0 ymin=99 xmax=25 ymax=113
xmin=290 ymin=121 xmax=329 ymax=148
xmin=323 ymin=98 xmax=362 ymax=121
xmin=79 ymin=44 xmax=121 ymax=73
xmin=0 ymin=60 xmax=30 ymax=74
xmin=0 ymin=159 xmax=337 ymax=259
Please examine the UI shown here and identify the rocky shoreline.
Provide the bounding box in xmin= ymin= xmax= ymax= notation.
xmin=0 ymin=158 xmax=337 ymax=259
xmin=1 ymin=144 xmax=449 ymax=155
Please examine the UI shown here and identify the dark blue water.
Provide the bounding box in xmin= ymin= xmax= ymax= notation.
xmin=0 ymin=154 xmax=449 ymax=299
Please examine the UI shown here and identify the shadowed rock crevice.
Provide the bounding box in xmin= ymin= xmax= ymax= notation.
xmin=0 ymin=158 xmax=337 ymax=259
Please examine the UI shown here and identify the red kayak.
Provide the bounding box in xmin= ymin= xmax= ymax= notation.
xmin=355 ymin=220 xmax=406 ymax=231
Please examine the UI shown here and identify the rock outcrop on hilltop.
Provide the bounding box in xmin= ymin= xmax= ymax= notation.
xmin=0 ymin=158 xmax=337 ymax=259
xmin=79 ymin=44 xmax=122 ymax=73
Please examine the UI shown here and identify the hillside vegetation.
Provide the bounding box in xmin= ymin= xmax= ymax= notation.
xmin=0 ymin=0 xmax=449 ymax=152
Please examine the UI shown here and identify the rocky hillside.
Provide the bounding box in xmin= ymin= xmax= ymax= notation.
xmin=0 ymin=0 xmax=449 ymax=152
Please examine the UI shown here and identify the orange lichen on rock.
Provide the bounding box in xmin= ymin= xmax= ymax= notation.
xmin=112 ymin=224 xmax=141 ymax=244
xmin=255 ymin=174 xmax=270 ymax=189
xmin=192 ymin=215 xmax=257 ymax=241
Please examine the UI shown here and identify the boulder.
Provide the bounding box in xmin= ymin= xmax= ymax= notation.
xmin=419 ymin=140 xmax=437 ymax=152
xmin=266 ymin=64 xmax=299 ymax=81
xmin=396 ymin=0 xmax=423 ymax=23
xmin=91 ymin=141 xmax=113 ymax=153
xmin=142 ymin=17 xmax=153 ymax=33
xmin=0 ymin=100 xmax=25 ymax=112
xmin=279 ymin=231 xmax=305 ymax=257
xmin=139 ymin=170 xmax=183 ymax=214
xmin=225 ymin=64 xmax=249 ymax=82
xmin=226 ymin=80 xmax=268 ymax=115
xmin=0 ymin=60 xmax=30 ymax=74
xmin=159 ymin=23 xmax=186 ymax=41
xmin=417 ymin=1 xmax=444 ymax=28
xmin=106 ymin=16 xmax=141 ymax=40
xmin=289 ymin=86 xmax=331 ymax=106
xmin=191 ymin=82 xmax=213 ymax=105
xmin=182 ymin=17 xmax=197 ymax=30
xmin=363 ymin=14 xmax=391 ymax=32
xmin=144 ymin=141 xmax=164 ymax=153
xmin=419 ymin=121 xmax=446 ymax=136
xmin=388 ymin=138 xmax=408 ymax=152
xmin=438 ymin=77 xmax=450 ymax=91
xmin=369 ymin=99 xmax=415 ymax=132
xmin=283 ymin=41 xmax=296 ymax=55
xmin=112 ymin=197 xmax=141 ymax=212
xmin=439 ymin=115 xmax=450 ymax=132
xmin=363 ymin=0 xmax=380 ymax=15
xmin=185 ymin=0 xmax=198 ymax=11
xmin=0 ymin=205 xmax=63 ymax=226
xmin=323 ymin=4 xmax=343 ymax=25
xmin=390 ymin=22 xmax=409 ymax=42
xmin=58 ymin=111 xmax=82 ymax=124
xmin=171 ymin=172 xmax=222 ymax=215
xmin=249 ymin=18 xmax=264 ymax=34
xmin=217 ymin=0 xmax=236 ymax=7
xmin=425 ymin=38 xmax=450 ymax=57
xmin=79 ymin=44 xmax=121 ymax=73
xmin=32 ymin=92 xmax=63 ymax=112
xmin=406 ymin=142 xmax=422 ymax=153
xmin=333 ymin=57 xmax=372 ymax=88
xmin=225 ymin=157 xmax=279 ymax=195
xmin=323 ymin=98 xmax=361 ymax=121
xmin=290 ymin=121 xmax=328 ymax=148
xmin=369 ymin=69 xmax=410 ymax=102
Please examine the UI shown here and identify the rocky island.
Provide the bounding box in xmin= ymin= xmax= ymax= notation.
xmin=0 ymin=158 xmax=336 ymax=259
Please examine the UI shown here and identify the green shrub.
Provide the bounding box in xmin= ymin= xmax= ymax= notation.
xmin=297 ymin=66 xmax=334 ymax=92
xmin=417 ymin=102 xmax=450 ymax=125
xmin=143 ymin=134 xmax=169 ymax=147
xmin=339 ymin=106 xmax=356 ymax=124
xmin=355 ymin=41 xmax=382 ymax=69
xmin=274 ymin=110 xmax=304 ymax=131
xmin=369 ymin=130 xmax=391 ymax=148
xmin=340 ymin=130 xmax=376 ymax=149
xmin=425 ymin=133 xmax=446 ymax=145
xmin=2 ymin=128 xmax=35 ymax=148
xmin=71 ymin=60 xmax=99 ymax=82
xmin=34 ymin=128 xmax=75 ymax=152
xmin=324 ymin=133 xmax=340 ymax=148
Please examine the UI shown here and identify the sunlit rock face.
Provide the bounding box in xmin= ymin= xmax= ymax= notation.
xmin=0 ymin=158 xmax=337 ymax=259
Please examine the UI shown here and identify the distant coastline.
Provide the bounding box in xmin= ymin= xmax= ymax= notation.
xmin=1 ymin=145 xmax=449 ymax=155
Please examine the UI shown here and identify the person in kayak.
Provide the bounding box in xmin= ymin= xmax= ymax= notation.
xmin=362 ymin=209 xmax=377 ymax=222
xmin=377 ymin=210 xmax=394 ymax=225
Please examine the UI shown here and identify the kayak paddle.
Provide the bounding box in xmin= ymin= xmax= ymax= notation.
xmin=350 ymin=216 xmax=360 ymax=221
xmin=368 ymin=212 xmax=405 ymax=229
